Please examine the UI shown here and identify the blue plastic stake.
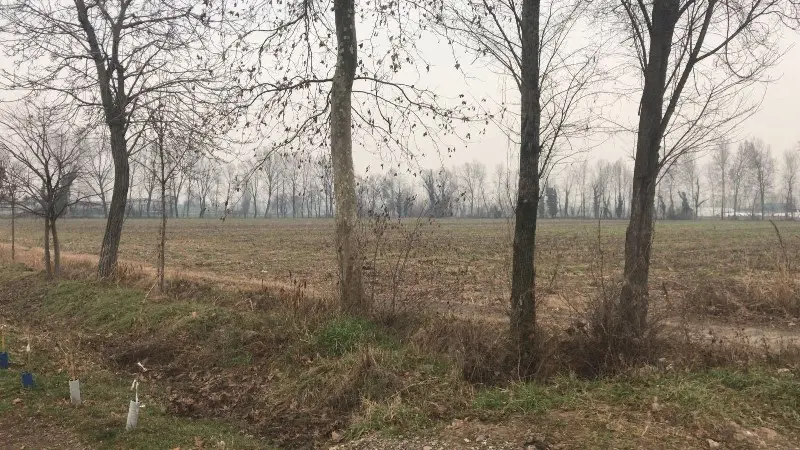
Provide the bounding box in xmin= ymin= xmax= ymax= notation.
xmin=0 ymin=352 xmax=8 ymax=369
xmin=21 ymin=371 xmax=34 ymax=388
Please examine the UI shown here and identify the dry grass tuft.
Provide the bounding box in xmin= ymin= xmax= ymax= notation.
xmin=684 ymin=274 xmax=800 ymax=319
xmin=407 ymin=314 xmax=511 ymax=384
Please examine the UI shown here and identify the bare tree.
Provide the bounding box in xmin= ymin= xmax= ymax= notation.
xmin=136 ymin=147 xmax=158 ymax=218
xmin=607 ymin=159 xmax=633 ymax=219
xmin=247 ymin=166 xmax=261 ymax=219
xmin=508 ymin=0 xmax=543 ymax=365
xmin=610 ymin=0 xmax=794 ymax=342
xmin=180 ymin=154 xmax=201 ymax=218
xmin=705 ymin=161 xmax=717 ymax=218
xmin=0 ymin=155 xmax=20 ymax=260
xmin=747 ymin=139 xmax=774 ymax=220
xmin=578 ymin=159 xmax=589 ymax=218
xmin=661 ymin=166 xmax=678 ymax=219
xmin=0 ymin=0 xmax=243 ymax=277
xmin=285 ymin=154 xmax=302 ymax=219
xmin=147 ymin=96 xmax=218 ymax=292
xmin=127 ymin=153 xmax=139 ymax=217
xmin=195 ymin=158 xmax=218 ymax=219
xmin=0 ymin=99 xmax=86 ymax=276
xmin=492 ymin=161 xmax=517 ymax=218
xmin=782 ymin=148 xmax=799 ymax=218
xmin=169 ymin=164 xmax=188 ymax=218
xmin=421 ymin=168 xmax=458 ymax=218
xmin=419 ymin=0 xmax=606 ymax=363
xmin=258 ymin=153 xmax=277 ymax=218
xmin=244 ymin=0 xmax=481 ymax=313
xmin=460 ymin=161 xmax=487 ymax=217
xmin=712 ymin=139 xmax=731 ymax=218
xmin=314 ymin=156 xmax=334 ymax=218
xmin=730 ymin=143 xmax=753 ymax=218
xmin=219 ymin=164 xmax=244 ymax=222
xmin=680 ymin=157 xmax=704 ymax=219
xmin=561 ymin=163 xmax=580 ymax=217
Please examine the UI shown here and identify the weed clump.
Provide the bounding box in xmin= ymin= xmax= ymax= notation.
xmin=558 ymin=282 xmax=670 ymax=378
xmin=314 ymin=317 xmax=379 ymax=356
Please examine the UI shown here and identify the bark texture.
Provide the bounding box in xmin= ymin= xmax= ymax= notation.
xmin=158 ymin=134 xmax=167 ymax=293
xmin=51 ymin=218 xmax=61 ymax=275
xmin=98 ymin=124 xmax=129 ymax=278
xmin=509 ymin=0 xmax=541 ymax=370
xmin=10 ymin=196 xmax=15 ymax=261
xmin=330 ymin=0 xmax=365 ymax=313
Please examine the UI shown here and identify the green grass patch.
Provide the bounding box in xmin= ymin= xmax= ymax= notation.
xmin=314 ymin=316 xmax=395 ymax=356
xmin=473 ymin=376 xmax=582 ymax=414
xmin=472 ymin=369 xmax=800 ymax=431
xmin=41 ymin=280 xmax=143 ymax=333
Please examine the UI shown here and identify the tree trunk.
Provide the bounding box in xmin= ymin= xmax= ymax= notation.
xmin=618 ymin=0 xmax=679 ymax=342
xmin=158 ymin=143 xmax=167 ymax=293
xmin=98 ymin=124 xmax=129 ymax=278
xmin=100 ymin=192 xmax=108 ymax=218
xmin=51 ymin=217 xmax=61 ymax=275
xmin=331 ymin=0 xmax=365 ymax=314
xmin=10 ymin=195 xmax=15 ymax=261
xmin=185 ymin=185 xmax=192 ymax=218
xmin=721 ymin=175 xmax=726 ymax=219
xmin=127 ymin=174 xmax=134 ymax=218
xmin=159 ymin=184 xmax=167 ymax=293
xmin=43 ymin=215 xmax=52 ymax=277
xmin=509 ymin=0 xmax=541 ymax=372
xmin=292 ymin=184 xmax=297 ymax=218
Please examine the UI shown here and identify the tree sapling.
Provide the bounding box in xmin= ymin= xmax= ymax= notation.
xmin=20 ymin=334 xmax=33 ymax=388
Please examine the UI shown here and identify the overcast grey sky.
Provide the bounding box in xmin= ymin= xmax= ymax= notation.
xmin=2 ymin=12 xmax=798 ymax=178
xmin=354 ymin=29 xmax=800 ymax=178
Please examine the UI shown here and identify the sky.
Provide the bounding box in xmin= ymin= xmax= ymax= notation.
xmin=350 ymin=29 xmax=800 ymax=178
xmin=1 ymin=4 xmax=799 ymax=181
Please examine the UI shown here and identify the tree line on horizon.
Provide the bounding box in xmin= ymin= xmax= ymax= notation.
xmin=3 ymin=138 xmax=797 ymax=222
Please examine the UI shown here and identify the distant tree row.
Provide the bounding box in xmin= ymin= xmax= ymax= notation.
xmin=4 ymin=139 xmax=798 ymax=222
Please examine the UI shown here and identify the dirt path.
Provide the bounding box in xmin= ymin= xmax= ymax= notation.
xmin=687 ymin=320 xmax=800 ymax=349
xmin=330 ymin=415 xmax=799 ymax=450
xmin=4 ymin=242 xmax=800 ymax=354
xmin=0 ymin=242 xmax=328 ymax=295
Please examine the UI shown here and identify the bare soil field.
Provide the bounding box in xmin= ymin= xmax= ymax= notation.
xmin=1 ymin=217 xmax=798 ymax=325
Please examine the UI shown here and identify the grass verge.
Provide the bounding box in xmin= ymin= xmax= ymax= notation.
xmin=2 ymin=261 xmax=800 ymax=449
